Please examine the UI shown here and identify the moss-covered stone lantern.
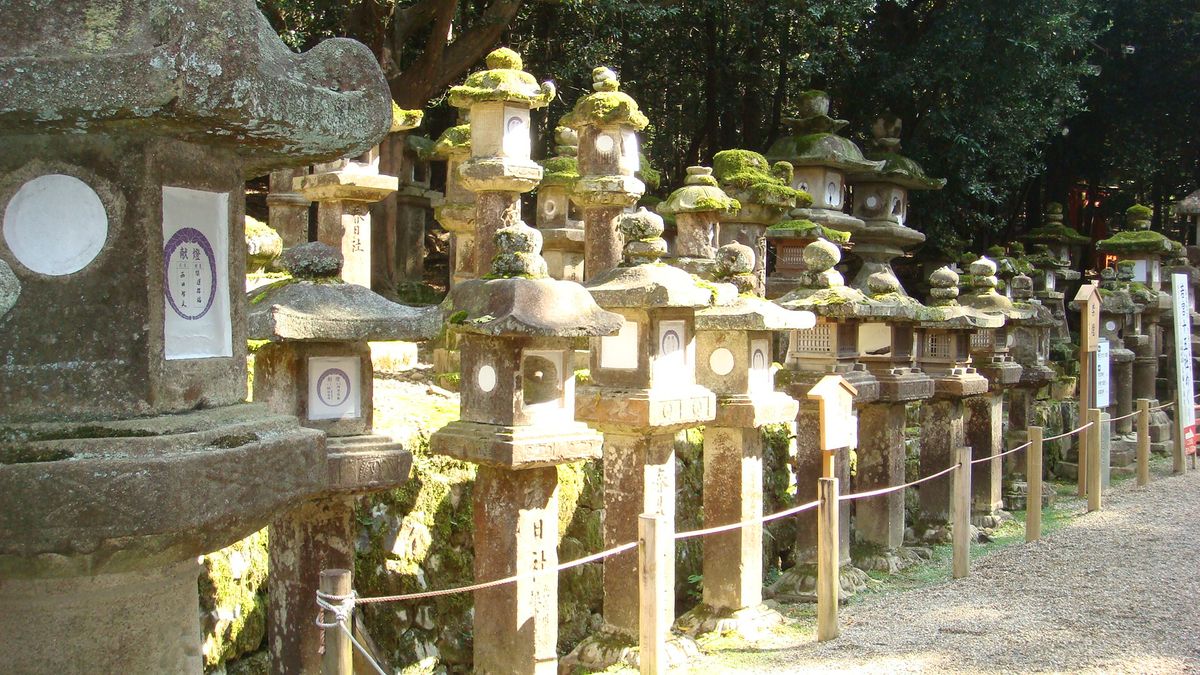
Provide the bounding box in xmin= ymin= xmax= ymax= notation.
xmin=765 ymin=91 xmax=881 ymax=298
xmin=771 ymin=239 xmax=878 ymax=598
xmin=567 ymin=208 xmax=716 ymax=671
xmin=657 ymin=165 xmax=741 ymax=275
xmin=915 ymin=266 xmax=1000 ymax=537
xmin=0 ymin=0 xmax=393 ymax=669
xmin=449 ymin=47 xmax=555 ymax=277
xmin=247 ymin=242 xmax=440 ymax=673
xmin=1098 ymin=205 xmax=1180 ymax=447
xmin=431 ymin=221 xmax=622 ymax=674
xmin=563 ymin=66 xmax=649 ymax=280
xmin=1178 ymin=188 xmax=1200 ymax=245
xmin=536 ymin=126 xmax=585 ymax=281
xmin=1023 ymin=202 xmax=1088 ymax=343
xmin=675 ymin=243 xmax=815 ymax=637
xmin=712 ymin=149 xmax=801 ymax=294
xmin=430 ymin=118 xmax=476 ymax=287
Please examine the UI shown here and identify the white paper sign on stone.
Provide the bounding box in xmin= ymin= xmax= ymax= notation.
xmin=654 ymin=320 xmax=687 ymax=383
xmin=600 ymin=319 xmax=639 ymax=370
xmin=1094 ymin=338 xmax=1110 ymax=408
xmin=308 ymin=356 xmax=361 ymax=420
xmin=162 ymin=186 xmax=232 ymax=360
xmin=1172 ymin=273 xmax=1196 ymax=454
xmin=749 ymin=338 xmax=771 ymax=394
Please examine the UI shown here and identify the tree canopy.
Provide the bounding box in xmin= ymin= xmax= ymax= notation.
xmin=257 ymin=0 xmax=1199 ymax=247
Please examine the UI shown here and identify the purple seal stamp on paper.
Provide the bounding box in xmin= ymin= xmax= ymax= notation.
xmin=163 ymin=227 xmax=217 ymax=321
xmin=316 ymin=368 xmax=352 ymax=407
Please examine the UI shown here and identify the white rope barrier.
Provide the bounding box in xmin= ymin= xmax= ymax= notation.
xmin=969 ymin=440 xmax=1033 ymax=466
xmin=838 ymin=462 xmax=960 ymax=502
xmin=315 ymin=590 xmax=388 ymax=675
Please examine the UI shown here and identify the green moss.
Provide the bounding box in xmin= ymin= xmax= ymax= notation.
xmin=539 ymin=155 xmax=579 ymax=185
xmin=1025 ymin=224 xmax=1091 ymax=245
xmin=391 ymin=103 xmax=424 ymax=132
xmin=694 ymin=194 xmax=740 ymax=211
xmin=433 ymin=124 xmax=471 ymax=158
xmin=637 ymin=154 xmax=662 ymax=191
xmin=1096 ymin=229 xmax=1175 ymax=254
xmin=448 ymin=68 xmax=554 ymax=107
xmin=561 ymin=90 xmax=649 ymax=129
xmin=448 ymin=310 xmax=468 ymax=325
xmin=200 ymin=529 xmax=270 ymax=669
xmin=767 ymin=218 xmax=851 ymax=244
xmin=574 ymin=369 xmax=591 ymax=385
xmin=1126 ymin=203 xmax=1153 ymax=219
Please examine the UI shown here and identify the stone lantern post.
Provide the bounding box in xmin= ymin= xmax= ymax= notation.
xmin=430 ymin=118 xmax=476 ymax=288
xmin=1004 ymin=273 xmax=1059 ymax=509
xmin=0 ymin=1 xmax=393 ymax=670
xmin=247 ymin=243 xmax=440 ymax=674
xmin=837 ymin=115 xmax=942 ymax=569
xmin=675 ymin=242 xmax=814 ymax=636
xmin=1023 ymin=203 xmax=1089 ymax=345
xmin=764 ymin=91 xmax=880 ymax=298
xmin=915 ymin=266 xmax=999 ymax=538
xmin=712 ymin=149 xmax=800 ymax=295
xmin=449 ymin=47 xmax=555 ymax=277
xmin=295 ymin=148 xmax=399 ymax=288
xmin=536 ymin=126 xmax=585 ymax=281
xmin=958 ymin=257 xmax=1031 ymax=526
xmin=567 ymin=208 xmax=716 ymax=670
xmin=1091 ymin=264 xmax=1144 ymax=476
xmin=267 ymin=167 xmax=311 ymax=249
xmin=432 ymin=222 xmax=622 ymax=674
xmin=563 ymin=66 xmax=648 ymax=280
xmin=658 ymin=166 xmax=742 ymax=275
xmin=772 ymin=239 xmax=879 ymax=598
xmin=1098 ymin=204 xmax=1182 ymax=451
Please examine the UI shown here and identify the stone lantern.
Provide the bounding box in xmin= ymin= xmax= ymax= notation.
xmin=1091 ymin=264 xmax=1145 ymax=475
xmin=712 ymin=149 xmax=800 ymax=294
xmin=915 ymin=266 xmax=999 ymax=538
xmin=1178 ymin=188 xmax=1200 ymax=245
xmin=1023 ymin=203 xmax=1088 ymax=344
xmin=430 ymin=118 xmax=476 ymax=287
xmin=764 ymin=91 xmax=880 ymax=298
xmin=247 ymin=243 xmax=440 ymax=673
xmin=675 ymin=242 xmax=814 ymax=636
xmin=1098 ymin=204 xmax=1181 ymax=450
xmin=1003 ymin=273 xmax=1059 ymax=510
xmin=772 ymin=239 xmax=879 ymax=597
xmin=0 ymin=1 xmax=393 ymax=669
xmin=567 ymin=208 xmax=716 ymax=670
xmin=657 ymin=166 xmax=741 ymax=275
xmin=295 ymin=142 xmax=400 ymax=288
xmin=833 ymin=112 xmax=945 ymax=567
xmin=563 ymin=66 xmax=648 ymax=280
xmin=432 ymin=221 xmax=622 ymax=674
xmin=267 ymin=167 xmax=312 ymax=250
xmin=958 ymin=257 xmax=1031 ymax=525
xmin=449 ymin=47 xmax=555 ymax=277
xmin=536 ymin=126 xmax=585 ymax=281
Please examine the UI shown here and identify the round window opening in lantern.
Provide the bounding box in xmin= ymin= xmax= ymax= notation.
xmin=522 ymin=350 xmax=563 ymax=407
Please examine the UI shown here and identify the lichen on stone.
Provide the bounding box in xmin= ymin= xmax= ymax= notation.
xmin=712 ymin=149 xmax=798 ymax=209
xmin=560 ymin=66 xmax=648 ymax=129
xmin=448 ymin=48 xmax=556 ymax=108
xmin=432 ymin=124 xmax=471 ymax=158
xmin=538 ymin=155 xmax=580 ymax=186
xmin=767 ymin=218 xmax=851 ymax=244
xmin=391 ymin=102 xmax=424 ymax=132
xmin=657 ymin=166 xmax=740 ymax=215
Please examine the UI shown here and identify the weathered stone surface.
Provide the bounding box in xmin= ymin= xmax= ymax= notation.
xmin=430 ymin=419 xmax=603 ymax=468
xmin=0 ymin=405 xmax=325 ymax=577
xmin=919 ymin=398 xmax=965 ymax=526
xmin=856 ymin=402 xmax=907 ymax=550
xmin=0 ymin=258 xmax=18 ymax=318
xmin=0 ymin=0 xmax=393 ymax=170
xmin=248 ymin=279 xmax=441 ymax=342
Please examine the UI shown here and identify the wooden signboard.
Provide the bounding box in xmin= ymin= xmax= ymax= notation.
xmin=808 ymin=375 xmax=858 ymax=452
xmin=1074 ymin=282 xmax=1100 ymax=353
xmin=1172 ymin=272 xmax=1196 ymax=463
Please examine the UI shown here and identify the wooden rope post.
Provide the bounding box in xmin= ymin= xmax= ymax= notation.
xmin=952 ymin=446 xmax=972 ymax=579
xmin=1026 ymin=426 xmax=1043 ymax=542
xmin=1137 ymin=399 xmax=1151 ymax=487
xmin=1086 ymin=408 xmax=1103 ymax=512
xmin=816 ymin=476 xmax=840 ymax=641
xmin=639 ymin=513 xmax=670 ymax=675
xmin=320 ymin=569 xmax=353 ymax=675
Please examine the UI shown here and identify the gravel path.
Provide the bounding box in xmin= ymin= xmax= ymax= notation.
xmin=699 ymin=466 xmax=1200 ymax=673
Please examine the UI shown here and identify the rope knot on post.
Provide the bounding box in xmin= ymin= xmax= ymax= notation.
xmin=315 ymin=590 xmax=357 ymax=628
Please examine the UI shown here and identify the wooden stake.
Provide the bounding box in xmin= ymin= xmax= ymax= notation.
xmin=1026 ymin=426 xmax=1043 ymax=542
xmin=319 ymin=569 xmax=352 ymax=675
xmin=1137 ymin=399 xmax=1151 ymax=487
xmin=1078 ymin=350 xmax=1092 ymax=497
xmin=1086 ymin=408 xmax=1103 ymax=512
xmin=639 ymin=513 xmax=670 ymax=675
xmin=816 ymin=477 xmax=840 ymax=641
xmin=952 ymin=446 xmax=972 ymax=579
